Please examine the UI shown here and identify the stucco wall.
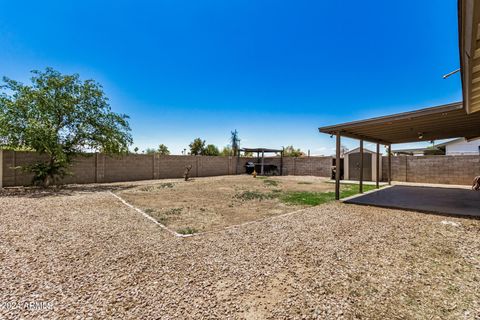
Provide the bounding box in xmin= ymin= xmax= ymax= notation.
xmin=445 ymin=139 xmax=480 ymax=155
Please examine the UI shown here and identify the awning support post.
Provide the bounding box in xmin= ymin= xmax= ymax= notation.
xmin=280 ymin=148 xmax=284 ymax=176
xmin=359 ymin=139 xmax=364 ymax=193
xmin=335 ymin=132 xmax=341 ymax=200
xmin=261 ymin=150 xmax=265 ymax=175
xmin=388 ymin=144 xmax=392 ymax=185
xmin=376 ymin=143 xmax=380 ymax=189
xmin=236 ymin=148 xmax=240 ymax=174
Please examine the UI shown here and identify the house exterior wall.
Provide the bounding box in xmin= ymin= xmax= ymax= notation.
xmin=445 ymin=139 xmax=480 ymax=155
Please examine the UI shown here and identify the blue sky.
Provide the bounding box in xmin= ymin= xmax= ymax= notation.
xmin=0 ymin=0 xmax=462 ymax=155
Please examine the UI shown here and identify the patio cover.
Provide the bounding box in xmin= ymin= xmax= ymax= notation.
xmin=238 ymin=147 xmax=284 ymax=176
xmin=318 ymin=102 xmax=480 ymax=144
xmin=240 ymin=148 xmax=283 ymax=153
xmin=458 ymin=0 xmax=480 ymax=113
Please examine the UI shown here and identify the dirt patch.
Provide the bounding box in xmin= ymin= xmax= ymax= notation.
xmin=115 ymin=175 xmax=334 ymax=233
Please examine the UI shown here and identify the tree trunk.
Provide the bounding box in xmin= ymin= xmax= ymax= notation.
xmin=44 ymin=155 xmax=56 ymax=188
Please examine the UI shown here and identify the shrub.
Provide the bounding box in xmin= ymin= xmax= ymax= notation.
xmin=234 ymin=191 xmax=276 ymax=201
xmin=164 ymin=208 xmax=182 ymax=215
xmin=177 ymin=227 xmax=198 ymax=235
xmin=263 ymin=179 xmax=279 ymax=186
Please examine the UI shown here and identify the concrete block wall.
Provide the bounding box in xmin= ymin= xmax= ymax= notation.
xmin=6 ymin=150 xmax=477 ymax=187
xmin=198 ymin=156 xmax=237 ymax=177
xmin=156 ymin=156 xmax=237 ymax=179
xmin=1 ymin=151 xmax=49 ymax=186
xmin=62 ymin=155 xmax=97 ymax=184
xmin=235 ymin=156 xmax=331 ymax=176
xmin=381 ymin=156 xmax=407 ymax=182
xmin=103 ymin=154 xmax=154 ymax=183
xmin=293 ymin=157 xmax=332 ymax=176
xmin=382 ymin=155 xmax=479 ymax=185
xmin=0 ymin=151 xmax=242 ymax=186
xmin=156 ymin=155 xmax=198 ymax=179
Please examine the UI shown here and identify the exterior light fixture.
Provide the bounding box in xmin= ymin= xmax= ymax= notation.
xmin=418 ymin=132 xmax=424 ymax=139
xmin=442 ymin=68 xmax=460 ymax=79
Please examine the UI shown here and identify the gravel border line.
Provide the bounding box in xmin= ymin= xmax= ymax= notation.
xmin=109 ymin=191 xmax=192 ymax=238
xmin=109 ymin=191 xmax=309 ymax=238
xmin=340 ymin=184 xmax=394 ymax=202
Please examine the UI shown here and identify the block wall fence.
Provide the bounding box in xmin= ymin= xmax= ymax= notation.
xmin=0 ymin=150 xmax=332 ymax=187
xmin=381 ymin=155 xmax=479 ymax=185
xmin=0 ymin=150 xmax=478 ymax=187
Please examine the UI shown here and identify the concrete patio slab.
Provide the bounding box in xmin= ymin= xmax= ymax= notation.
xmin=344 ymin=185 xmax=480 ymax=217
xmin=326 ymin=180 xmax=388 ymax=186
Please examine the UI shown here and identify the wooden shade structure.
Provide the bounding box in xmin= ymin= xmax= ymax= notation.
xmin=459 ymin=0 xmax=480 ymax=114
xmin=238 ymin=147 xmax=284 ymax=176
xmin=319 ymin=1 xmax=480 ymax=199
xmin=319 ymin=102 xmax=480 ymax=144
xmin=319 ymin=102 xmax=480 ymax=199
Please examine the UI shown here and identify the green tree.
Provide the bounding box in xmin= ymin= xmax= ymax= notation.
xmin=144 ymin=148 xmax=156 ymax=154
xmin=340 ymin=145 xmax=349 ymax=157
xmin=203 ymin=144 xmax=220 ymax=156
xmin=157 ymin=144 xmax=170 ymax=155
xmin=220 ymin=146 xmax=233 ymax=156
xmin=0 ymin=68 xmax=132 ymax=186
xmin=283 ymin=145 xmax=304 ymax=157
xmin=230 ymin=130 xmax=240 ymax=156
xmin=189 ymin=138 xmax=205 ymax=155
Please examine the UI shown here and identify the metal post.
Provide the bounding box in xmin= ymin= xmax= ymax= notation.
xmin=388 ymin=144 xmax=392 ymax=185
xmin=359 ymin=140 xmax=364 ymax=193
xmin=236 ymin=149 xmax=240 ymax=174
xmin=261 ymin=150 xmax=265 ymax=175
xmin=280 ymin=149 xmax=284 ymax=176
xmin=0 ymin=149 xmax=3 ymax=188
xmin=335 ymin=132 xmax=341 ymax=200
xmin=376 ymin=143 xmax=380 ymax=189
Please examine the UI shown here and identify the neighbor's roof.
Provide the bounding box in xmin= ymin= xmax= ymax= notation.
xmin=391 ymin=147 xmax=430 ymax=154
xmin=240 ymin=147 xmax=283 ymax=153
xmin=434 ymin=138 xmax=464 ymax=148
xmin=458 ymin=0 xmax=480 ymax=113
xmin=318 ymin=102 xmax=480 ymax=144
xmin=344 ymin=147 xmax=376 ymax=154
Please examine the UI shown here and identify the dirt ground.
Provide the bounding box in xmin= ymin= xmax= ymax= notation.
xmin=115 ymin=175 xmax=334 ymax=233
xmin=0 ymin=180 xmax=479 ymax=319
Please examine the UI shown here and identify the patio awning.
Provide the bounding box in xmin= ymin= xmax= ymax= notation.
xmin=318 ymin=102 xmax=480 ymax=144
xmin=458 ymin=0 xmax=480 ymax=114
xmin=238 ymin=147 xmax=284 ymax=176
xmin=240 ymin=148 xmax=283 ymax=153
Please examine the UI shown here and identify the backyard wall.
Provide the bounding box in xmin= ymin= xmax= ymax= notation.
xmin=382 ymin=155 xmax=479 ymax=185
xmin=1 ymin=150 xmax=477 ymax=187
xmin=239 ymin=156 xmax=331 ymax=177
xmin=0 ymin=150 xmax=331 ymax=187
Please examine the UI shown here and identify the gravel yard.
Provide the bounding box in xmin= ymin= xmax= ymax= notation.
xmin=113 ymin=175 xmax=375 ymax=234
xmin=1 ymin=178 xmax=479 ymax=319
xmin=114 ymin=175 xmax=337 ymax=233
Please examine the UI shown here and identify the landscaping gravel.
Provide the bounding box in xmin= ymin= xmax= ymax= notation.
xmin=0 ymin=181 xmax=479 ymax=319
